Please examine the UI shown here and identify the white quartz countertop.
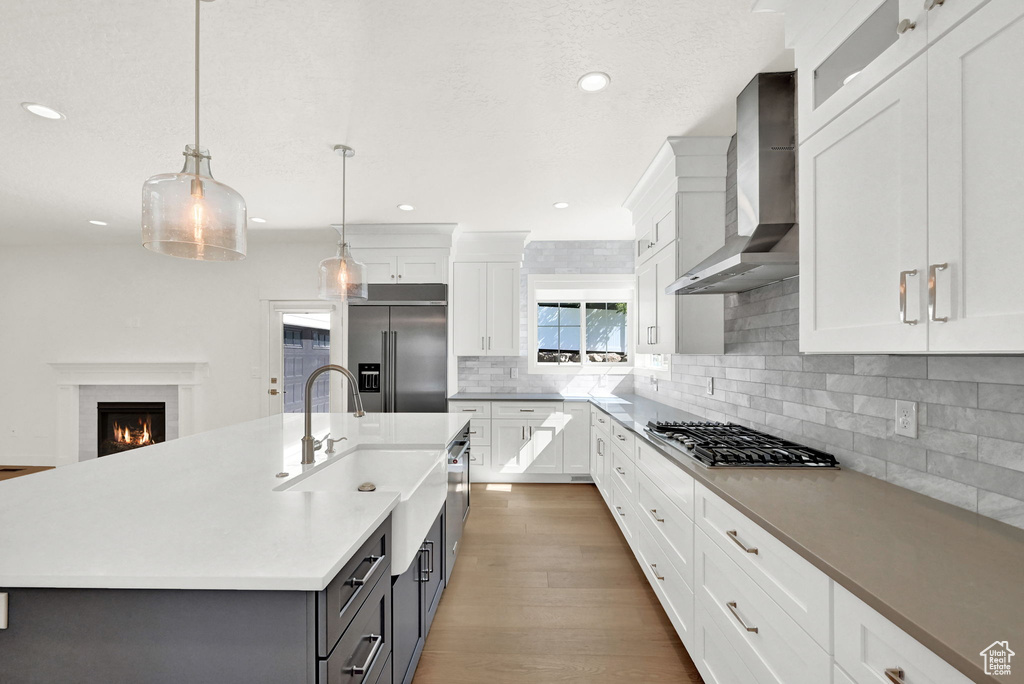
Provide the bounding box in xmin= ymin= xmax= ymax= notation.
xmin=0 ymin=412 xmax=469 ymax=592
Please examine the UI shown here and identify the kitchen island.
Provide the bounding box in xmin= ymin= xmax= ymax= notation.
xmin=0 ymin=411 xmax=469 ymax=683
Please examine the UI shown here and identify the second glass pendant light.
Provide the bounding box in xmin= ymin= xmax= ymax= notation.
xmin=318 ymin=145 xmax=368 ymax=301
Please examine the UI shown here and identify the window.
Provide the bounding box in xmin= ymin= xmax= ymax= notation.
xmin=312 ymin=330 xmax=330 ymax=349
xmin=283 ymin=327 xmax=303 ymax=348
xmin=536 ymin=301 xmax=628 ymax=365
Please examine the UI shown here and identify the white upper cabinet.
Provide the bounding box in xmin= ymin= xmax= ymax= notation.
xmin=626 ymin=137 xmax=728 ymax=356
xmin=798 ymin=0 xmax=1018 ymax=353
xmin=350 ymin=249 xmax=448 ymax=284
xmin=452 ymin=261 xmax=520 ymax=356
xmin=926 ymin=0 xmax=1024 ymax=352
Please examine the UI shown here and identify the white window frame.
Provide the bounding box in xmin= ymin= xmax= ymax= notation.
xmin=527 ymin=274 xmax=634 ymax=375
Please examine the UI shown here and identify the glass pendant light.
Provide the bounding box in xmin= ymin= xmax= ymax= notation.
xmin=318 ymin=145 xmax=368 ymax=301
xmin=141 ymin=0 xmax=246 ymax=261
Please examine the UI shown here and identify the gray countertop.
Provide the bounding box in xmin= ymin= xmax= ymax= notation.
xmin=451 ymin=391 xmax=1024 ymax=683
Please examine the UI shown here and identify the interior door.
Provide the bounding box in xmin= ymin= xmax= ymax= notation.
xmin=390 ymin=306 xmax=448 ymax=413
xmin=485 ymin=263 xmax=520 ymax=355
xmin=452 ymin=263 xmax=487 ymax=355
xmin=799 ymin=56 xmax=929 ymax=353
xmin=492 ymin=419 xmax=531 ymax=475
xmin=927 ymin=0 xmax=1024 ymax=352
xmin=526 ymin=419 xmax=563 ymax=474
xmin=346 ymin=306 xmax=389 ymax=413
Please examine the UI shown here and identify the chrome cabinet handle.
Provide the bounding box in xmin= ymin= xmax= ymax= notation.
xmin=488 ymin=336 xmax=492 ymax=349
xmin=529 ymin=425 xmax=533 ymax=438
xmin=598 ymin=437 xmax=604 ymax=456
xmin=519 ymin=408 xmax=535 ymax=412
xmin=615 ymin=506 xmax=626 ymax=517
xmin=726 ymin=529 xmax=758 ymax=555
xmin=924 ymin=0 xmax=944 ymax=9
xmin=928 ymin=263 xmax=949 ymax=322
xmin=899 ymin=269 xmax=918 ymax=325
xmin=651 ymin=326 xmax=658 ymax=344
xmin=650 ymin=509 xmax=665 ymax=523
xmin=462 ymin=408 xmax=478 ymax=412
xmin=346 ymin=633 xmax=384 ymax=675
xmin=481 ymin=336 xmax=485 ymax=350
xmin=650 ymin=563 xmax=664 ymax=581
xmin=615 ymin=466 xmax=626 ymax=475
xmin=423 ymin=540 xmax=434 ymax=573
xmin=522 ymin=426 xmax=525 ymax=439
xmin=726 ymin=602 xmax=758 ymax=633
xmin=884 ymin=667 xmax=906 ymax=684
xmin=897 ymin=18 xmax=917 ymax=34
xmin=616 ymin=434 xmax=626 ymax=441
xmin=345 ymin=554 xmax=384 ymax=588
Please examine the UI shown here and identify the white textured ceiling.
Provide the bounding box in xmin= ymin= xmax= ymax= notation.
xmin=1 ymin=1 xmax=788 ymax=246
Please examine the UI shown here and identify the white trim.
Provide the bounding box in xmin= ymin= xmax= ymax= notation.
xmin=50 ymin=362 xmax=209 ymax=466
xmin=527 ymin=274 xmax=635 ymax=375
xmin=262 ymin=301 xmax=341 ymax=417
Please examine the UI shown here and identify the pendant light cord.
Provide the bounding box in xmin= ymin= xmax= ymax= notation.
xmin=194 ymin=0 xmax=201 ymax=157
xmin=341 ymin=150 xmax=347 ymax=246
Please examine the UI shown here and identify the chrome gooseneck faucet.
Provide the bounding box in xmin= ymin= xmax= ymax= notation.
xmin=301 ymin=364 xmax=366 ymax=465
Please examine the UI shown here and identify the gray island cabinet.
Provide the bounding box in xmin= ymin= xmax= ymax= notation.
xmin=0 ymin=517 xmax=395 ymax=684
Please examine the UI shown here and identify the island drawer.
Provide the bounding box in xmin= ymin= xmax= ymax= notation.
xmin=448 ymin=400 xmax=491 ymax=418
xmin=319 ymin=516 xmax=392 ymax=658
xmin=319 ymin=570 xmax=392 ymax=684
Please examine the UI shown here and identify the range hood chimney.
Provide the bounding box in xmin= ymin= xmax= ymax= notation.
xmin=668 ymin=71 xmax=797 ymax=295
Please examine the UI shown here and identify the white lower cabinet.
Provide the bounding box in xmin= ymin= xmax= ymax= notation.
xmin=609 ymin=475 xmax=636 ymax=545
xmin=638 ymin=523 xmax=694 ymax=650
xmin=561 ymin=403 xmax=591 ymax=474
xmin=695 ymin=529 xmax=830 ymax=684
xmin=637 ymin=470 xmax=693 ymax=589
xmin=834 ymin=585 xmax=972 ymax=684
xmin=694 ymin=602 xmax=763 ymax=684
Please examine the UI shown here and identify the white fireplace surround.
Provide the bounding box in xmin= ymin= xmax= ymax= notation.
xmin=51 ymin=363 xmax=209 ymax=466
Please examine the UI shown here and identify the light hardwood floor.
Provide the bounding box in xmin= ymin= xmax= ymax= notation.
xmin=412 ymin=483 xmax=704 ymax=684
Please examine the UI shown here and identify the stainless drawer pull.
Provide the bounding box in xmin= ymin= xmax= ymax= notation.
xmin=928 ymin=263 xmax=949 ymax=322
xmin=649 ymin=509 xmax=664 ymax=523
xmin=462 ymin=408 xmax=478 ymax=412
xmin=616 ymin=434 xmax=626 ymax=441
xmin=519 ymin=408 xmax=535 ymax=412
xmin=346 ymin=633 xmax=384 ymax=675
xmin=615 ymin=506 xmax=626 ymax=517
xmin=884 ymin=667 xmax=906 ymax=684
xmin=346 ymin=554 xmax=384 ymax=587
xmin=897 ymin=18 xmax=916 ymax=34
xmin=726 ymin=601 xmax=758 ymax=633
xmin=650 ymin=563 xmax=664 ymax=581
xmin=899 ymin=269 xmax=918 ymax=325
xmin=423 ymin=539 xmax=435 ymax=573
xmin=615 ymin=466 xmax=626 ymax=475
xmin=726 ymin=529 xmax=758 ymax=555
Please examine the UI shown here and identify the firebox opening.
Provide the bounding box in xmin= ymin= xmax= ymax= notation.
xmin=97 ymin=402 xmax=166 ymax=457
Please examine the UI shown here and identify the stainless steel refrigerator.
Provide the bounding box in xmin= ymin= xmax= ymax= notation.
xmin=347 ymin=284 xmax=447 ymax=413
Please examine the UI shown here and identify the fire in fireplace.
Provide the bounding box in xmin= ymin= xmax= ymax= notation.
xmin=97 ymin=402 xmax=166 ymax=457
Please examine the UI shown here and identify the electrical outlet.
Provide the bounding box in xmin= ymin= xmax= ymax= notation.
xmin=509 ymin=367 xmax=518 ymax=379
xmin=649 ymin=375 xmax=658 ymax=391
xmin=895 ymin=400 xmax=918 ymax=438
xmin=706 ymin=377 xmax=714 ymax=395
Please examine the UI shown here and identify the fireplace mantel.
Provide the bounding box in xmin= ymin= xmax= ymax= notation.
xmin=50 ymin=362 xmax=209 ymax=466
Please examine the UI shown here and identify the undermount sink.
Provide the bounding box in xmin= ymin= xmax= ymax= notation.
xmin=277 ymin=446 xmax=447 ymax=575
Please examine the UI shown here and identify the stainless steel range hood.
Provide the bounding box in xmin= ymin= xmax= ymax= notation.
xmin=668 ymin=71 xmax=797 ymax=295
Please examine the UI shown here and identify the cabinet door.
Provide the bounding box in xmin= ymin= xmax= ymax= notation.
xmin=485 ymin=263 xmax=520 ymax=356
xmin=561 ymin=403 xmax=591 ymax=474
xmin=422 ymin=509 xmax=444 ymax=633
xmin=491 ymin=419 xmax=531 ymax=474
xmin=799 ymin=56 xmax=929 ymax=353
xmin=590 ymin=429 xmax=604 ymax=487
xmin=391 ymin=558 xmax=423 ymax=684
xmin=397 ymin=253 xmax=445 ymax=284
xmin=452 ymin=263 xmax=487 ymax=356
xmin=636 ymin=259 xmax=658 ymax=353
xmin=526 ymin=419 xmax=563 ymax=474
xmin=927 ymin=0 xmax=1024 ymax=352
xmin=652 ymin=246 xmax=677 ymax=354
xmin=357 ymin=251 xmax=398 ymax=284
xmin=650 ymin=193 xmax=677 ymax=256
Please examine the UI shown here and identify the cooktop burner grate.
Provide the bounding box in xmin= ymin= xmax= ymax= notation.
xmin=645 ymin=421 xmax=839 ymax=468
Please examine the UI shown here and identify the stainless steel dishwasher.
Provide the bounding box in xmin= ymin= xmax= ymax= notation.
xmin=445 ymin=426 xmax=470 ymax=584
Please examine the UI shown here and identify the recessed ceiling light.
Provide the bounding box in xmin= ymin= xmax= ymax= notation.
xmin=21 ymin=102 xmax=66 ymax=120
xmin=577 ymin=72 xmax=611 ymax=93
xmin=553 ymin=202 xmax=569 ymax=209
xmin=88 ymin=220 xmax=108 ymax=226
xmin=250 ymin=217 xmax=267 ymax=223
xmin=397 ymin=204 xmax=415 ymax=211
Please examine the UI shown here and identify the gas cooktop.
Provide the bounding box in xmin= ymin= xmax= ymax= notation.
xmin=645 ymin=421 xmax=839 ymax=469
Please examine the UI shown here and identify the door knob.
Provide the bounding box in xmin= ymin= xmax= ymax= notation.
xmin=268 ymin=389 xmax=286 ymax=396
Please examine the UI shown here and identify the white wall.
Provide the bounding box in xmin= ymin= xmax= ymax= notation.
xmin=0 ymin=238 xmax=337 ymax=466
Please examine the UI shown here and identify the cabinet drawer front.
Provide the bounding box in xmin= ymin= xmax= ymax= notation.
xmin=638 ymin=523 xmax=694 ymax=647
xmin=834 ymin=585 xmax=972 ymax=684
xmin=468 ymin=444 xmax=489 ymax=469
xmin=493 ymin=401 xmax=563 ymax=419
xmin=694 ymin=483 xmax=831 ymax=650
xmin=590 ymin=406 xmax=612 ymax=435
xmin=637 ymin=470 xmax=693 ymax=589
xmin=467 ymin=419 xmax=490 ymax=446
xmin=610 ymin=444 xmax=635 ymax=496
xmin=610 ymin=421 xmax=635 ymax=456
xmin=448 ymin=401 xmax=491 ymax=418
xmin=695 ymin=530 xmax=830 ymax=684
xmin=319 ymin=517 xmax=391 ymax=658
xmin=319 ymin=571 xmax=392 ymax=684
xmin=694 ymin=602 xmax=763 ymax=684
xmin=609 ymin=478 xmax=636 ymax=544
xmin=636 ymin=440 xmax=694 ymax=520
xmin=372 ymin=654 xmax=392 ymax=684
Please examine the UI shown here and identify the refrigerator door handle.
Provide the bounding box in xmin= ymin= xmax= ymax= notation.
xmin=381 ymin=330 xmax=389 ymax=413
xmin=390 ymin=331 xmax=398 ymax=413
